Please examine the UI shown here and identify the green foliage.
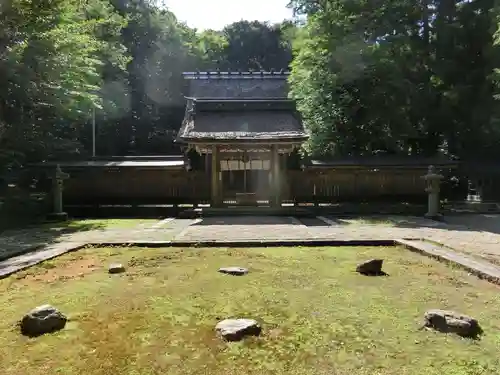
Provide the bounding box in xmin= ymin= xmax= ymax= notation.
xmin=0 ymin=0 xmax=128 ymax=168
xmin=0 ymin=1 xmax=297 ymax=165
xmin=220 ymin=21 xmax=293 ymax=71
xmin=195 ymin=21 xmax=294 ymax=71
xmin=197 ymin=29 xmax=228 ymax=69
xmin=289 ymin=0 xmax=499 ymax=159
xmin=3 ymin=0 xmax=499 ymax=180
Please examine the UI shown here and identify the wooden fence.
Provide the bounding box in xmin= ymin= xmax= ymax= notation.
xmin=62 ymin=168 xmax=211 ymax=205
xmin=48 ymin=163 xmax=459 ymax=206
xmin=281 ymin=167 xmax=438 ymax=204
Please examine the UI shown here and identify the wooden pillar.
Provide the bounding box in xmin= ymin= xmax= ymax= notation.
xmin=211 ymin=145 xmax=220 ymax=207
xmin=271 ymin=144 xmax=281 ymax=207
xmin=204 ymin=151 xmax=209 ymax=172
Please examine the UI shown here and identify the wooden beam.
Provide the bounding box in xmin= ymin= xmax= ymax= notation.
xmin=271 ymin=144 xmax=281 ymax=207
xmin=211 ymin=145 xmax=220 ymax=207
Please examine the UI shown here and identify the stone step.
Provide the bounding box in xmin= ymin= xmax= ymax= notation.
xmin=181 ymin=206 xmax=315 ymax=218
xmin=397 ymin=239 xmax=500 ymax=284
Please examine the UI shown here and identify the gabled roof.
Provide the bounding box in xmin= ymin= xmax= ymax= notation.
xmin=186 ymin=98 xmax=296 ymax=111
xmin=178 ymin=71 xmax=307 ymax=143
xmin=178 ymin=108 xmax=306 ymax=142
xmin=183 ymin=71 xmax=290 ymax=100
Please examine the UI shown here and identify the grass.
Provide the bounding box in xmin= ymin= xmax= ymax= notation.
xmin=1 ymin=246 xmax=500 ymax=375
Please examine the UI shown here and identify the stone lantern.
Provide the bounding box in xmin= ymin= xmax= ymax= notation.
xmin=422 ymin=165 xmax=443 ymax=220
xmin=47 ymin=164 xmax=70 ymax=221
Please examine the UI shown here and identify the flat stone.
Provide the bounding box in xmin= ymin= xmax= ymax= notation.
xmin=108 ymin=263 xmax=125 ymax=274
xmin=218 ymin=267 xmax=248 ymax=276
xmin=424 ymin=309 xmax=483 ymax=338
xmin=356 ymin=259 xmax=384 ymax=275
xmin=20 ymin=305 xmax=67 ymax=337
xmin=215 ymin=318 xmax=261 ymax=341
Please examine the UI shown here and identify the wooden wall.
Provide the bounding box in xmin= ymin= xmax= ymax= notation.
xmin=62 ymin=168 xmax=210 ymax=204
xmin=282 ymin=168 xmax=433 ymax=204
xmin=54 ymin=164 xmax=456 ymax=206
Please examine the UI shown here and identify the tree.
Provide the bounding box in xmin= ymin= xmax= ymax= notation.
xmin=288 ymin=0 xmax=499 ymax=159
xmin=0 ymin=0 xmax=127 ymax=169
xmin=197 ymin=29 xmax=228 ymax=69
xmin=89 ymin=1 xmax=199 ymax=155
xmin=217 ymin=20 xmax=294 ymax=71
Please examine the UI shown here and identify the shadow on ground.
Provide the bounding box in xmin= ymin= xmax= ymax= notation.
xmin=385 ymin=214 xmax=500 ymax=237
xmin=317 ymin=213 xmax=500 ymax=243
xmin=0 ymin=220 xmax=108 ymax=262
xmin=190 ymin=213 xmax=500 ymax=238
xmin=323 ymin=215 xmax=457 ymax=229
xmin=443 ymin=214 xmax=500 ymax=235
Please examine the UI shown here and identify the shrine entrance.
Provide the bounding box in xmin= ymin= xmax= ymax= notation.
xmin=220 ymin=150 xmax=271 ymax=205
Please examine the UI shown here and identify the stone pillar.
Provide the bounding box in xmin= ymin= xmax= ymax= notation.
xmin=211 ymin=145 xmax=220 ymax=207
xmin=422 ymin=165 xmax=443 ymax=220
xmin=270 ymin=144 xmax=281 ymax=208
xmin=48 ymin=164 xmax=70 ymax=221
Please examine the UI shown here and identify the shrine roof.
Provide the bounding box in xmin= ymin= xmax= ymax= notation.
xmin=31 ymin=158 xmax=185 ymax=169
xmin=183 ymin=71 xmax=290 ymax=100
xmin=185 ymin=98 xmax=296 ymax=111
xmin=178 ymin=110 xmax=306 ymax=142
xmin=309 ymin=156 xmax=459 ymax=168
xmin=178 ymin=100 xmax=306 ymax=142
xmin=179 ymin=71 xmax=307 ymax=142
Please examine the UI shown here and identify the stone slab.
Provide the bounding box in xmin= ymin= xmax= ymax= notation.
xmin=92 ymin=239 xmax=398 ymax=248
xmin=396 ymin=239 xmax=500 ymax=284
xmin=0 ymin=242 xmax=87 ymax=279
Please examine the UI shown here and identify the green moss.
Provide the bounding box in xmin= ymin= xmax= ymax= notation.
xmin=1 ymin=246 xmax=499 ymax=375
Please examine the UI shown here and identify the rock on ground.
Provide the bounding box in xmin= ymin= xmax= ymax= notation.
xmin=20 ymin=305 xmax=67 ymax=337
xmin=215 ymin=318 xmax=261 ymax=341
xmin=424 ymin=309 xmax=483 ymax=338
xmin=108 ymin=263 xmax=126 ymax=274
xmin=218 ymin=267 xmax=249 ymax=276
xmin=356 ymin=259 xmax=384 ymax=275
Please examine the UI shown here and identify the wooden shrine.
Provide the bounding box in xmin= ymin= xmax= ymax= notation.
xmin=177 ymin=70 xmax=308 ymax=207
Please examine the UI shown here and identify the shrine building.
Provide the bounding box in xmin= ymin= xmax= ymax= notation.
xmin=177 ymin=70 xmax=308 ymax=207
